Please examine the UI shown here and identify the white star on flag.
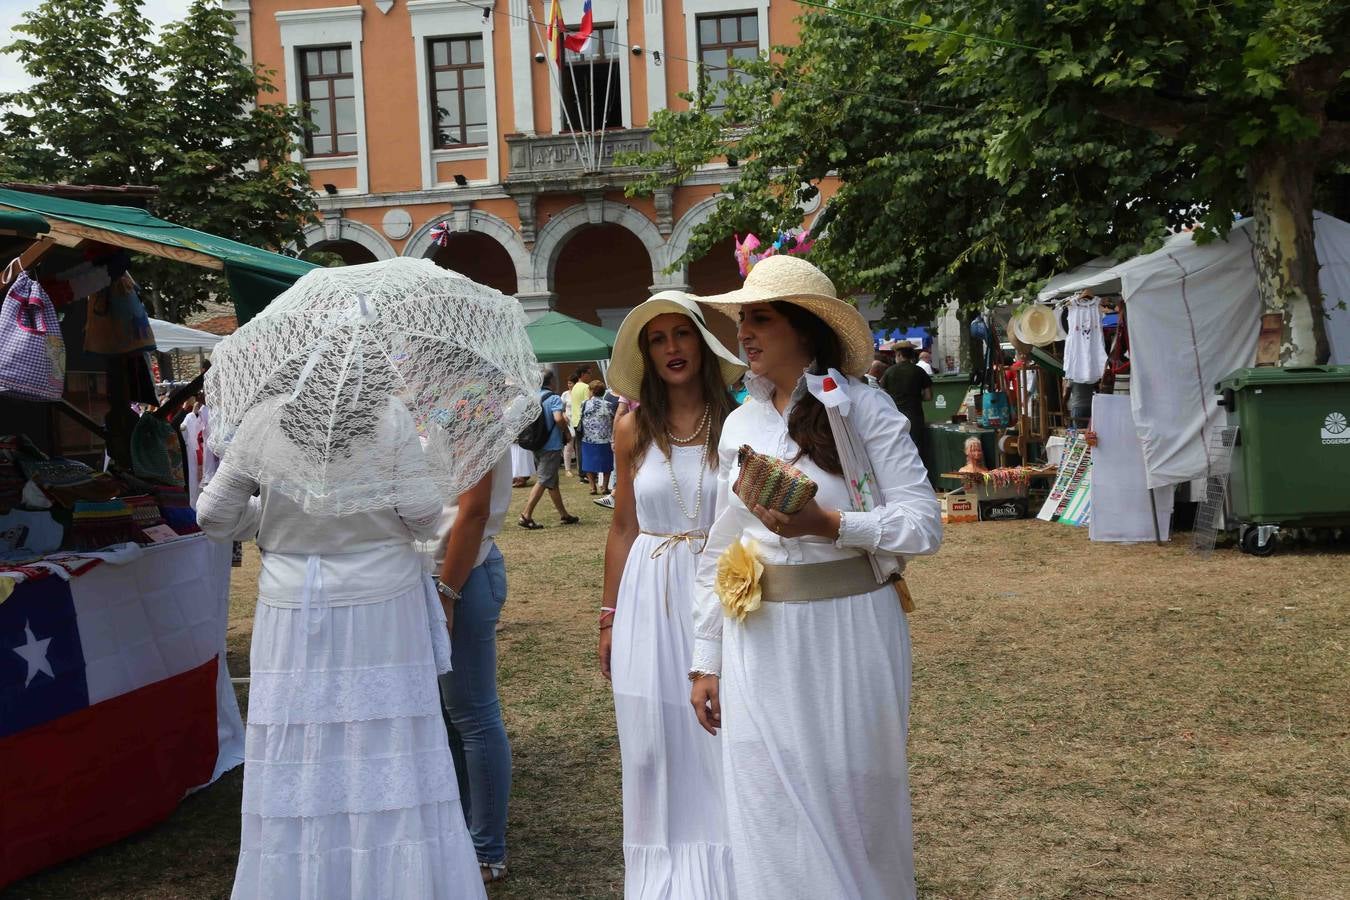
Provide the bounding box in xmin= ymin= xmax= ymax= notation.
xmin=12 ymin=620 xmax=54 ymax=688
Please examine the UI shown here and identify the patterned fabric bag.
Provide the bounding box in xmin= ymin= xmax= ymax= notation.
xmin=733 ymin=444 xmax=818 ymax=514
xmin=0 ymin=272 xmax=66 ymax=401
xmin=84 ymin=276 xmax=155 ymax=356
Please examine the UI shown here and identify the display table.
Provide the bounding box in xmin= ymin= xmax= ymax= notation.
xmin=0 ymin=534 xmax=244 ymax=889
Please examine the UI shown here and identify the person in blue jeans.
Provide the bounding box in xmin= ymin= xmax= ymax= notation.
xmin=434 ymin=452 xmax=515 ymax=884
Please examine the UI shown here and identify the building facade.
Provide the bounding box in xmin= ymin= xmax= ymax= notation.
xmin=227 ymin=0 xmax=836 ymax=333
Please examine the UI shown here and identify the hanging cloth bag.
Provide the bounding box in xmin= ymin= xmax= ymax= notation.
xmin=84 ymin=275 xmax=156 ymax=356
xmin=0 ymin=270 xmax=67 ymax=401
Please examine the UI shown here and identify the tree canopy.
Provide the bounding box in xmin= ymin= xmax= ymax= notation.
xmin=627 ymin=0 xmax=1348 ymax=361
xmin=0 ymin=0 xmax=317 ymax=322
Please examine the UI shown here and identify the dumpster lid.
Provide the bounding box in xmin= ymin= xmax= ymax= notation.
xmin=1217 ymin=365 xmax=1350 ymax=392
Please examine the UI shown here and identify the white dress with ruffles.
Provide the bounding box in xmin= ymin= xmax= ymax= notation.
xmin=691 ymin=374 xmax=942 ymax=900
xmin=198 ymin=445 xmax=486 ymax=900
xmin=611 ymin=443 xmax=735 ymax=899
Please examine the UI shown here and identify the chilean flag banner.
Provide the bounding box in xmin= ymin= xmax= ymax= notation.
xmin=0 ymin=536 xmax=242 ymax=889
xmin=564 ymin=0 xmax=594 ymax=54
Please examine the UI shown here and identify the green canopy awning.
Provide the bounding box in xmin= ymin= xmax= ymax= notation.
xmin=526 ymin=311 xmax=617 ymax=363
xmin=0 ymin=210 xmax=49 ymax=236
xmin=0 ymin=187 xmax=315 ymax=324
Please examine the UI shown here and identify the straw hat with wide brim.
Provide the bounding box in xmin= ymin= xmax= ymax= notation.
xmin=1011 ymin=303 xmax=1061 ymax=347
xmin=606 ymin=291 xmax=747 ymax=401
xmin=698 ymin=255 xmax=874 ymax=376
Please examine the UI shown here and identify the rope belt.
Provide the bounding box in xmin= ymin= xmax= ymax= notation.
xmin=640 ymin=529 xmax=708 ymax=615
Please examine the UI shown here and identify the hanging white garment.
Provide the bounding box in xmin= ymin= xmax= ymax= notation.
xmin=1064 ymin=299 xmax=1108 ymax=384
xmin=182 ymin=411 xmax=204 ymax=506
xmin=610 ymin=443 xmax=734 ymax=899
xmin=1089 ymin=394 xmax=1175 ymax=542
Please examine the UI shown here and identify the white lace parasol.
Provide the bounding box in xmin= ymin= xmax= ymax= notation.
xmin=205 ymin=258 xmax=540 ymax=515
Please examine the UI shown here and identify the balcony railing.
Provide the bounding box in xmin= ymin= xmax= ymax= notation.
xmin=505 ymin=128 xmax=657 ymax=187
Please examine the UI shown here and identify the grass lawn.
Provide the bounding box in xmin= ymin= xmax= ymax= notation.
xmin=7 ymin=473 xmax=1348 ymax=899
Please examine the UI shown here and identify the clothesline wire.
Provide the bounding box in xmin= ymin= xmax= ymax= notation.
xmin=452 ymin=0 xmax=974 ymax=116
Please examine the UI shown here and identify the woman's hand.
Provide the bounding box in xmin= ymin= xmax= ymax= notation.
xmin=691 ymin=674 xmax=721 ymax=735
xmin=751 ymin=500 xmax=842 ymax=541
xmin=598 ymin=626 xmax=613 ymax=681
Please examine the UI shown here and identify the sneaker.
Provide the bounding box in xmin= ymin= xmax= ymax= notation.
xmin=594 ymin=493 xmax=615 ymax=509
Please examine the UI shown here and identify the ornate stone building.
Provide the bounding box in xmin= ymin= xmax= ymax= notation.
xmin=227 ymin=0 xmax=835 ymax=331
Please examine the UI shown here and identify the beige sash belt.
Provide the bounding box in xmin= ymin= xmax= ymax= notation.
xmin=759 ymin=556 xmax=897 ymax=603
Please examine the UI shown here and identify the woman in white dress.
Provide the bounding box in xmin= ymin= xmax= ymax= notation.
xmin=690 ymin=256 xmax=942 ymax=900
xmin=599 ymin=292 xmax=746 ymax=899
xmin=197 ymin=396 xmax=487 ymax=900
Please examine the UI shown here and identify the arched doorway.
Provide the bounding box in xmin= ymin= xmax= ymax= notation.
xmin=553 ymin=224 xmax=652 ymax=328
xmin=302 ymin=239 xmax=378 ymax=266
xmin=432 ymin=232 xmax=519 ymax=295
xmin=686 ymin=234 xmax=742 ymax=353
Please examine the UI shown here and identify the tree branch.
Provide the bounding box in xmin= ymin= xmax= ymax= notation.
xmin=1090 ymin=93 xmax=1212 ymax=140
xmin=1318 ymin=120 xmax=1350 ymax=161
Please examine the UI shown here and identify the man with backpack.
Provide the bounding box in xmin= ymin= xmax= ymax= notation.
xmin=517 ymin=371 xmax=580 ymax=529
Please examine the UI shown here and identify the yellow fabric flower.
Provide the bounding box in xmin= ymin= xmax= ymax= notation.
xmin=716 ymin=538 xmax=764 ymax=622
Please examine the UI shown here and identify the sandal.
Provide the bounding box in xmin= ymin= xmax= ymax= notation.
xmin=517 ymin=515 xmax=543 ymax=530
xmin=480 ymin=861 xmax=508 ymax=883
xmin=559 ymin=514 xmax=580 ymax=525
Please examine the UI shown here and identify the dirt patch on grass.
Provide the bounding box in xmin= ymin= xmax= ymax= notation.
xmin=9 ymin=477 xmax=1348 ymax=898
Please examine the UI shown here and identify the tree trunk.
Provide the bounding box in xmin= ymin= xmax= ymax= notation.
xmin=1247 ymin=147 xmax=1329 ymax=365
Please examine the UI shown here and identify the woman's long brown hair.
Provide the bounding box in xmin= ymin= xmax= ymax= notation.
xmin=770 ymin=300 xmax=844 ymax=476
xmin=630 ymin=324 xmax=734 ymax=468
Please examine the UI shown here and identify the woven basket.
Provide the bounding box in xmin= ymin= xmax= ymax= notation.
xmin=733 ymin=444 xmax=818 ymax=514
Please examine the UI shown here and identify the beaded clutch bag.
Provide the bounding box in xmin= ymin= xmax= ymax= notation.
xmin=733 ymin=444 xmax=817 ymax=515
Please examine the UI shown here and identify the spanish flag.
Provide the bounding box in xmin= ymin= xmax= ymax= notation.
xmin=546 ymin=0 xmax=565 ymax=66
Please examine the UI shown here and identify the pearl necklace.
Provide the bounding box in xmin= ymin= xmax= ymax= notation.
xmin=666 ymin=403 xmax=710 ymax=444
xmin=666 ymin=418 xmax=712 ymax=522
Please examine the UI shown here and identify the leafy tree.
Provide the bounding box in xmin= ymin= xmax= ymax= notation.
xmin=1 ymin=0 xmax=317 ymax=321
xmin=627 ymin=0 xmax=1348 ymax=364
xmin=910 ymin=0 xmax=1349 ymax=363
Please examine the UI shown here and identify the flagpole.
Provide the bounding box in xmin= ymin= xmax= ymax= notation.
xmin=566 ymin=41 xmax=597 ymax=170
xmin=593 ymin=0 xmax=621 ymax=173
xmin=528 ymin=3 xmax=591 ymax=170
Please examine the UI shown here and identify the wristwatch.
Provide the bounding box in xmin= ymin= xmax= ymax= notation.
xmin=435 ymin=579 xmax=461 ymax=602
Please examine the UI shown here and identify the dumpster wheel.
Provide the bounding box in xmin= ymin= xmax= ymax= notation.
xmin=1240 ymin=525 xmax=1279 ymax=557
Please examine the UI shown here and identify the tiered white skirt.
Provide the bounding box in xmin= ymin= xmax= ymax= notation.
xmin=232 ymin=578 xmax=485 ymax=900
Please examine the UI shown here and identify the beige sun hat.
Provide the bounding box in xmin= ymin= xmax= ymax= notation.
xmin=698 ymin=255 xmax=874 ymax=376
xmin=606 ymin=291 xmax=747 ymax=401
xmin=1011 ymin=303 xmax=1060 ymax=347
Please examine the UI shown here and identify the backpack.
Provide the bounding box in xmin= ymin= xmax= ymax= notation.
xmin=516 ymin=391 xmax=556 ymax=452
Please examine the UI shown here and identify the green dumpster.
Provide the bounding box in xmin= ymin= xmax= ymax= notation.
xmin=1217 ymin=365 xmax=1350 ymax=552
xmin=924 ymin=373 xmax=970 ymax=423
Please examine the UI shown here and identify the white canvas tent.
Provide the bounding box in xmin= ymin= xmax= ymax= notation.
xmin=1040 ymin=212 xmax=1350 ymax=490
xmin=147 ymin=318 xmax=224 ymax=352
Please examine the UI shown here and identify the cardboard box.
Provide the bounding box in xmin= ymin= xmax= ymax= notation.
xmin=941 ymin=491 xmax=978 ymax=524
xmin=979 ymin=497 xmax=1029 ymax=521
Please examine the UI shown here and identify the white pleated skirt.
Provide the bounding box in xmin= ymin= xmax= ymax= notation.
xmin=233 ymin=575 xmax=485 ymax=900
xmin=510 ymin=444 xmax=536 ymax=479
xmin=720 ymin=585 xmax=915 ymax=900
xmin=611 ymin=534 xmax=735 ymax=899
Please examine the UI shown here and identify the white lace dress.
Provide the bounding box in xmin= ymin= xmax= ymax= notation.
xmin=198 ymin=450 xmax=486 ymax=900
xmin=610 ymin=443 xmax=735 ymax=899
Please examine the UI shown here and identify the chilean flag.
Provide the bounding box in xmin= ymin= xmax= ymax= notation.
xmin=564 ymin=0 xmax=595 ymax=54
xmin=0 ymin=537 xmax=241 ymax=889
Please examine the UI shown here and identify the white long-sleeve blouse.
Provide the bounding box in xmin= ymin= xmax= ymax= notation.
xmin=690 ymin=372 xmax=942 ymax=676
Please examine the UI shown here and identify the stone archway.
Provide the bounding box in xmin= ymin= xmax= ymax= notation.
xmin=431 ymin=232 xmax=519 ymax=295
xmin=526 ymin=199 xmax=671 ymax=296
xmin=302 ymin=218 xmax=396 ymax=261
xmin=403 ymin=209 xmax=531 ymax=293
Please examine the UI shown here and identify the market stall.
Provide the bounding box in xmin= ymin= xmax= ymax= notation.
xmin=0 ymin=186 xmax=314 ymax=889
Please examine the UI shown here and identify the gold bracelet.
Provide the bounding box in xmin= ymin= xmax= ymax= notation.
xmin=688 ymin=670 xmax=717 ymax=683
